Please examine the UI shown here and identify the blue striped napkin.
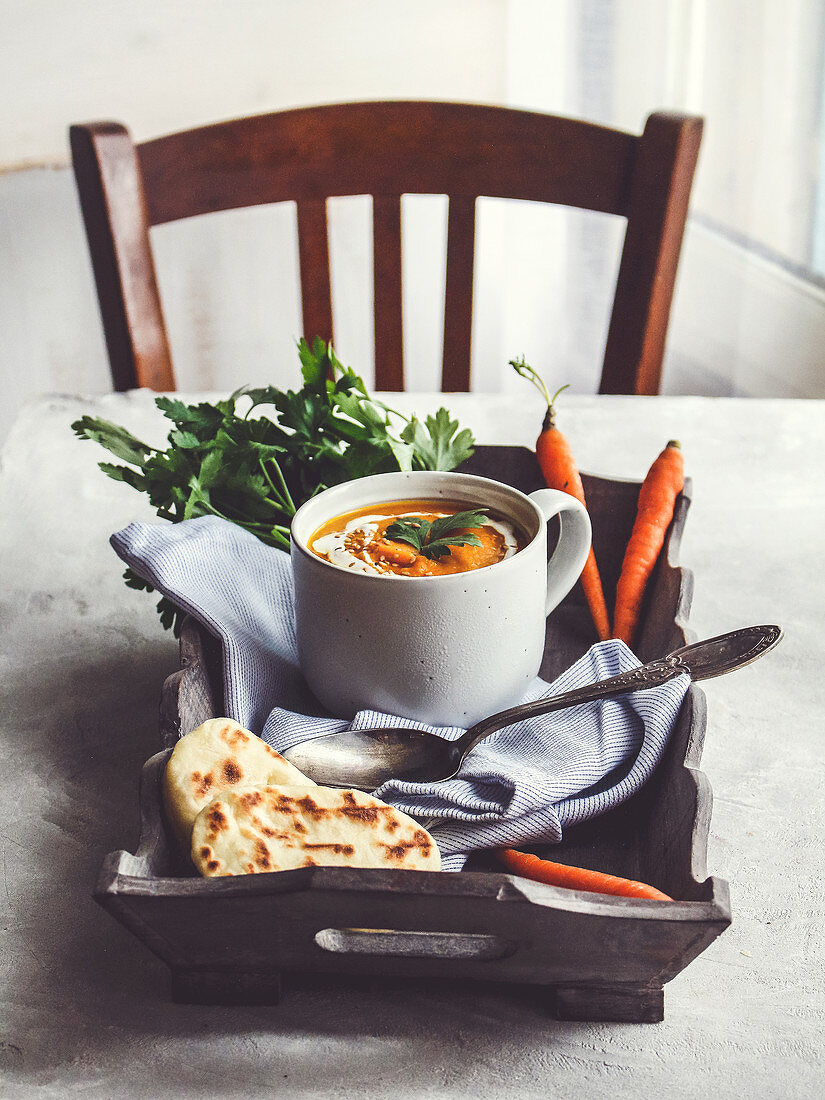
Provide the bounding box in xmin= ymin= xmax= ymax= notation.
xmin=112 ymin=515 xmax=690 ymax=871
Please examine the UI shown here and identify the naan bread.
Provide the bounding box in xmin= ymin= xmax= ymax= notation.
xmin=163 ymin=718 xmax=315 ymax=848
xmin=191 ymin=785 xmax=441 ymax=876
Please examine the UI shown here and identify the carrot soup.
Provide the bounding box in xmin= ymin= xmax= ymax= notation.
xmin=308 ymin=499 xmax=525 ymax=577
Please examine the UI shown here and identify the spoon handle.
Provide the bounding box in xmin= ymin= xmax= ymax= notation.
xmin=451 ymin=656 xmax=689 ymax=767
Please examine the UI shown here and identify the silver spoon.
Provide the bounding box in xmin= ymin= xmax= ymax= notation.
xmin=281 ymin=625 xmax=782 ymax=790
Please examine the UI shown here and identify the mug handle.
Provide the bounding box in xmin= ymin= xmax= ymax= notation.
xmin=528 ymin=489 xmax=592 ymax=616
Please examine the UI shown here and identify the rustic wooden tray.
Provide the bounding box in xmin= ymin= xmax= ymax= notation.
xmin=94 ymin=446 xmax=731 ymax=1022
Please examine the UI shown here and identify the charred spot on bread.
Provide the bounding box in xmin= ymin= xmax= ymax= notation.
xmin=191 ymin=770 xmax=214 ymax=798
xmin=199 ymin=846 xmax=221 ymax=873
xmin=304 ymin=842 xmax=356 ymax=856
xmin=205 ymin=805 xmax=229 ymax=833
xmin=295 ymin=795 xmax=327 ymax=819
xmin=222 ymin=759 xmax=242 ymax=784
xmin=339 ymin=791 xmax=381 ymax=825
xmin=384 ymin=844 xmax=410 ymax=861
xmin=382 ymin=832 xmax=434 ymax=861
xmin=219 ymin=723 xmax=249 ymax=747
xmin=253 ymin=839 xmax=272 ymax=870
xmin=342 ymin=804 xmax=380 ymax=825
xmin=239 ymin=790 xmax=264 ymax=810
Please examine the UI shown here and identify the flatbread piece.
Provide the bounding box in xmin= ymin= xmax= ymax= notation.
xmin=191 ymin=784 xmax=441 ymax=876
xmin=163 ymin=718 xmax=315 ymax=847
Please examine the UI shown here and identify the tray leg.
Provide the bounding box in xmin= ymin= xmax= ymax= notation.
xmin=553 ymin=983 xmax=664 ymax=1023
xmin=171 ymin=967 xmax=283 ymax=1005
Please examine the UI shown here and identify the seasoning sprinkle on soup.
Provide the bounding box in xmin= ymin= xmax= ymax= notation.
xmin=308 ymin=500 xmax=525 ymax=577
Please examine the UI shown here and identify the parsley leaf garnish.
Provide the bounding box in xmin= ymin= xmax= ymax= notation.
xmin=71 ymin=338 xmax=475 ymax=631
xmin=385 ymin=509 xmax=489 ymax=560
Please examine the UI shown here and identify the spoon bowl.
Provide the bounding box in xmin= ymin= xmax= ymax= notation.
xmin=281 ymin=625 xmax=782 ymax=790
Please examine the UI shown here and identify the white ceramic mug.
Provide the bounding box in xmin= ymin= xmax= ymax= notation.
xmin=290 ymin=470 xmax=591 ymax=726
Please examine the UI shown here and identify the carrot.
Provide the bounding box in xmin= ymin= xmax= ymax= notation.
xmin=494 ymin=848 xmax=672 ymax=901
xmin=510 ymin=358 xmax=611 ymax=641
xmin=612 ymin=440 xmax=685 ymax=648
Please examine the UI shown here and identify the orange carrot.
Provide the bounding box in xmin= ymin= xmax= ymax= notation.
xmin=613 ymin=440 xmax=685 ymax=648
xmin=510 ymin=358 xmax=611 ymax=641
xmin=495 ymin=848 xmax=672 ymax=901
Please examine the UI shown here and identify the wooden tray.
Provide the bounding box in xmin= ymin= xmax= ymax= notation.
xmin=94 ymin=446 xmax=731 ymax=1022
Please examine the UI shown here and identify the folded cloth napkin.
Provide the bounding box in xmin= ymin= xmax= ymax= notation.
xmin=112 ymin=515 xmax=690 ymax=871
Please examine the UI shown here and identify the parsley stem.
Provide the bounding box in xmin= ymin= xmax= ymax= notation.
xmin=261 ymin=528 xmax=291 ymax=551
xmin=228 ymin=517 xmax=290 ymax=535
xmin=375 ymin=400 xmax=410 ymax=423
xmin=242 ymin=522 xmax=291 ymax=549
xmin=259 ymin=455 xmax=296 ymax=515
xmin=192 ymin=496 xmax=289 ymax=539
xmin=211 ymin=507 xmax=291 ymax=550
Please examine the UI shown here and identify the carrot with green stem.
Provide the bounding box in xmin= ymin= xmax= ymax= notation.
xmin=613 ymin=440 xmax=684 ymax=649
xmin=511 ymin=357 xmax=611 ymax=642
xmin=494 ymin=848 xmax=672 ymax=901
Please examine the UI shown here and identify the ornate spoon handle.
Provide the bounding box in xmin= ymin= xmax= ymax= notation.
xmin=451 ymin=657 xmax=689 ymax=767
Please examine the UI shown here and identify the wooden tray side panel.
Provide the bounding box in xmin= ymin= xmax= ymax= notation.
xmin=159 ymin=617 xmax=224 ymax=749
xmin=99 ymin=880 xmax=729 ymax=990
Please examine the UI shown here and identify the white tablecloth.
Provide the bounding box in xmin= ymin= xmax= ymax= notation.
xmin=0 ymin=390 xmax=822 ymax=1099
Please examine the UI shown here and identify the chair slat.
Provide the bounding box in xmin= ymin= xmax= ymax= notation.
xmin=296 ymin=200 xmax=334 ymax=348
xmin=600 ymin=112 xmax=704 ymax=395
xmin=70 ymin=123 xmax=175 ymax=391
xmin=441 ymin=195 xmax=476 ymax=391
xmin=138 ymin=104 xmax=636 ymax=224
xmin=373 ymin=195 xmax=404 ymax=390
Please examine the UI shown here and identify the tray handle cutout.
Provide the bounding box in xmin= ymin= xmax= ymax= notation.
xmin=315 ymin=927 xmax=518 ymax=961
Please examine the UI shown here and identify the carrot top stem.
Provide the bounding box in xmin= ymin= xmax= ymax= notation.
xmin=509 ymin=357 xmax=569 ymax=430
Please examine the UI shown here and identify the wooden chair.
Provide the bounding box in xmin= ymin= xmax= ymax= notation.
xmin=69 ymin=102 xmax=703 ymax=395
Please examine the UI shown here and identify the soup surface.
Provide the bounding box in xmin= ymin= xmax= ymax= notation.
xmin=308 ymin=499 xmax=524 ymax=577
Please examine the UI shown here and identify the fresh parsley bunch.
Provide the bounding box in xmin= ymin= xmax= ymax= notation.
xmin=72 ymin=338 xmax=475 ymax=632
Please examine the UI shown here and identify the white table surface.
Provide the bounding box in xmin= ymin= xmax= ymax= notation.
xmin=0 ymin=389 xmax=822 ymax=1099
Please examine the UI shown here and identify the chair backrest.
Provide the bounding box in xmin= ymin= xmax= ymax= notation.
xmin=69 ymin=102 xmax=702 ymax=394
